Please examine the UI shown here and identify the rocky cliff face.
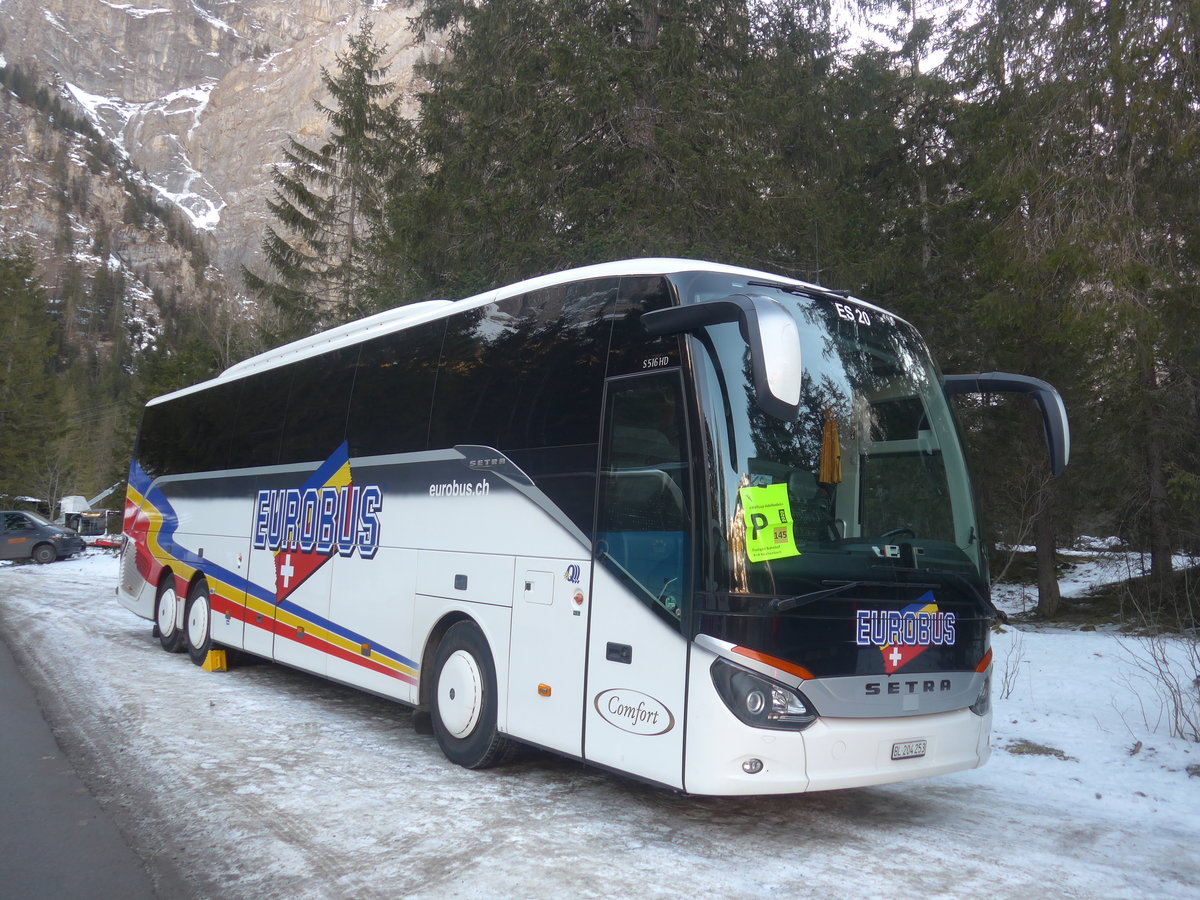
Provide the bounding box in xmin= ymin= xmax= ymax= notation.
xmin=0 ymin=86 xmax=202 ymax=348
xmin=0 ymin=0 xmax=433 ymax=280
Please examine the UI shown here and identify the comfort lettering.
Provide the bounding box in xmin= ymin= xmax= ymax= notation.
xmin=607 ymin=695 xmax=661 ymax=728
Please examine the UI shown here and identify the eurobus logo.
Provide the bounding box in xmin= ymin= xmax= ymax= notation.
xmin=249 ymin=443 xmax=382 ymax=603
xmin=855 ymin=592 xmax=956 ymax=674
xmin=252 ymin=484 xmax=382 ymax=558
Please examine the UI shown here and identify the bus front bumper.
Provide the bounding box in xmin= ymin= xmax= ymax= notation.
xmin=685 ymin=701 xmax=991 ymax=796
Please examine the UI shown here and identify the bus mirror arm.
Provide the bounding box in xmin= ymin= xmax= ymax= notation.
xmin=642 ymin=296 xmax=802 ymax=421
xmin=943 ymin=372 xmax=1071 ymax=477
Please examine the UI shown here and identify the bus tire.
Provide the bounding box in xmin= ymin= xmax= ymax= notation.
xmin=184 ymin=581 xmax=213 ymax=667
xmin=154 ymin=578 xmax=185 ymax=653
xmin=31 ymin=543 xmax=57 ymax=564
xmin=431 ymin=621 xmax=511 ymax=769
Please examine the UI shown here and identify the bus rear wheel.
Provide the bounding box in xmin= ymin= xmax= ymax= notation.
xmin=154 ymin=579 xmax=185 ymax=653
xmin=431 ymin=621 xmax=511 ymax=769
xmin=184 ymin=581 xmax=213 ymax=666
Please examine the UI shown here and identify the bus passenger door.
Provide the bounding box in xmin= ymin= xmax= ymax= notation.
xmin=584 ymin=372 xmax=691 ymax=790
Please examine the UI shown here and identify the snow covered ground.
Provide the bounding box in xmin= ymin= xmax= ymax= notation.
xmin=1 ymin=552 xmax=1197 ymax=899
xmin=990 ymin=537 xmax=1198 ymax=623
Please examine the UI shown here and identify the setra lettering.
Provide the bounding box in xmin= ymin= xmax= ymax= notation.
xmin=865 ymin=679 xmax=954 ymax=696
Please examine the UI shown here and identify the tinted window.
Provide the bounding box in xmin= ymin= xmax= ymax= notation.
xmin=430 ymin=280 xmax=616 ymax=450
xmin=139 ymin=380 xmax=239 ymax=476
xmin=606 ymin=275 xmax=681 ymax=377
xmin=278 ymin=346 xmax=361 ymax=465
xmin=139 ymin=398 xmax=186 ymax=478
xmin=429 ymin=279 xmax=617 ymax=534
xmin=181 ymin=381 xmax=240 ymax=473
xmin=347 ymin=319 xmax=445 ymax=457
xmin=596 ymin=371 xmax=692 ymax=627
xmin=228 ymin=366 xmax=293 ymax=469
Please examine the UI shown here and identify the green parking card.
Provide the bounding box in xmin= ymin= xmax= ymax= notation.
xmin=739 ymin=483 xmax=800 ymax=562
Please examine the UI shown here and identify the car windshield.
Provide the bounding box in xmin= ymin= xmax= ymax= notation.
xmin=678 ymin=273 xmax=985 ymax=602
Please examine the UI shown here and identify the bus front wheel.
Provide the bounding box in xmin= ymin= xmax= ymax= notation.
xmin=184 ymin=581 xmax=213 ymax=666
xmin=431 ymin=621 xmax=511 ymax=769
xmin=154 ymin=578 xmax=185 ymax=653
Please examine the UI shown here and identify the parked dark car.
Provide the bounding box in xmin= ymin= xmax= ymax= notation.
xmin=1 ymin=510 xmax=87 ymax=563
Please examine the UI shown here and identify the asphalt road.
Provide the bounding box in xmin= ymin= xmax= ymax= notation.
xmin=0 ymin=623 xmax=158 ymax=899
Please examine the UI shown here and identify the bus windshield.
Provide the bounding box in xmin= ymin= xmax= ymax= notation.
xmin=679 ymin=274 xmax=985 ymax=605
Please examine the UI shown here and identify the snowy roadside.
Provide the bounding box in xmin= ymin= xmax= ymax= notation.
xmin=1 ymin=553 xmax=1197 ymax=900
xmin=991 ymin=537 xmax=1198 ymax=623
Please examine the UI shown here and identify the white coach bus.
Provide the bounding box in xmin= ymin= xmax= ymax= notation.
xmin=118 ymin=259 xmax=1069 ymax=795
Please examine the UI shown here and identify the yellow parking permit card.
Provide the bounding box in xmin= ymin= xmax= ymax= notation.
xmin=739 ymin=483 xmax=800 ymax=562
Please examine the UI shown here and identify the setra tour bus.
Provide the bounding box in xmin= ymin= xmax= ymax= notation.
xmin=118 ymin=259 xmax=1069 ymax=795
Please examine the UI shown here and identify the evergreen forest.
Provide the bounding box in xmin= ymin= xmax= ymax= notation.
xmin=3 ymin=0 xmax=1197 ymax=621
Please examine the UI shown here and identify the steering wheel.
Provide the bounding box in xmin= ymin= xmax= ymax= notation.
xmin=881 ymin=527 xmax=916 ymax=539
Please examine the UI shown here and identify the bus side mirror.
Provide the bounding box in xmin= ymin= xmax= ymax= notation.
xmin=943 ymin=372 xmax=1071 ymax=476
xmin=642 ymin=295 xmax=802 ymax=420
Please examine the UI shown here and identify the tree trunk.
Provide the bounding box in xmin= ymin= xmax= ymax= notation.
xmin=1033 ymin=484 xmax=1061 ymax=618
xmin=628 ymin=2 xmax=661 ymax=152
xmin=632 ymin=0 xmax=660 ymax=50
xmin=907 ymin=4 xmax=932 ymax=276
xmin=1029 ymin=410 xmax=1062 ymax=618
xmin=1142 ymin=367 xmax=1173 ymax=583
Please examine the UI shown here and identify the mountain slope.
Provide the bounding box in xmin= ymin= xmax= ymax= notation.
xmin=0 ymin=0 xmax=433 ymax=278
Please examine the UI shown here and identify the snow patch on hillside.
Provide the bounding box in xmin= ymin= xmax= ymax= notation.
xmin=189 ymin=0 xmax=238 ymax=36
xmin=64 ymin=83 xmax=137 ymax=156
xmin=42 ymin=9 xmax=69 ymax=33
xmin=97 ymin=1 xmax=172 ymax=18
xmin=65 ymin=81 xmax=225 ymax=230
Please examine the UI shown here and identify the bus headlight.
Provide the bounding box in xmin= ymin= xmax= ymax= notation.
xmin=970 ymin=671 xmax=991 ymax=717
xmin=711 ymin=658 xmax=818 ymax=731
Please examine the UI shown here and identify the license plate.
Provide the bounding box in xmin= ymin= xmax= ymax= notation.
xmin=891 ymin=739 xmax=927 ymax=760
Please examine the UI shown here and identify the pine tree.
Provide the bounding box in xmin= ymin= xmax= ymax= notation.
xmin=0 ymin=250 xmax=60 ymax=498
xmin=245 ymin=19 xmax=402 ymax=340
xmin=947 ymin=0 xmax=1200 ymax=612
xmin=371 ymin=0 xmax=844 ymax=304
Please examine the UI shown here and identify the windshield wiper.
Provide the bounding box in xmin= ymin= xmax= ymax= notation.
xmin=747 ymin=280 xmax=851 ymax=302
xmin=771 ymin=579 xmax=939 ymax=613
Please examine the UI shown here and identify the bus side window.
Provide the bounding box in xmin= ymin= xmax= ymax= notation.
xmin=596 ymin=373 xmax=691 ymax=623
xmin=606 ymin=275 xmax=680 ymax=377
xmin=228 ymin=366 xmax=293 ymax=469
xmin=278 ymin=346 xmax=361 ymax=465
xmin=429 ymin=281 xmax=616 ymax=537
xmin=347 ymin=320 xmax=444 ymax=458
xmin=139 ymin=381 xmax=238 ymax=476
xmin=138 ymin=400 xmax=182 ymax=478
